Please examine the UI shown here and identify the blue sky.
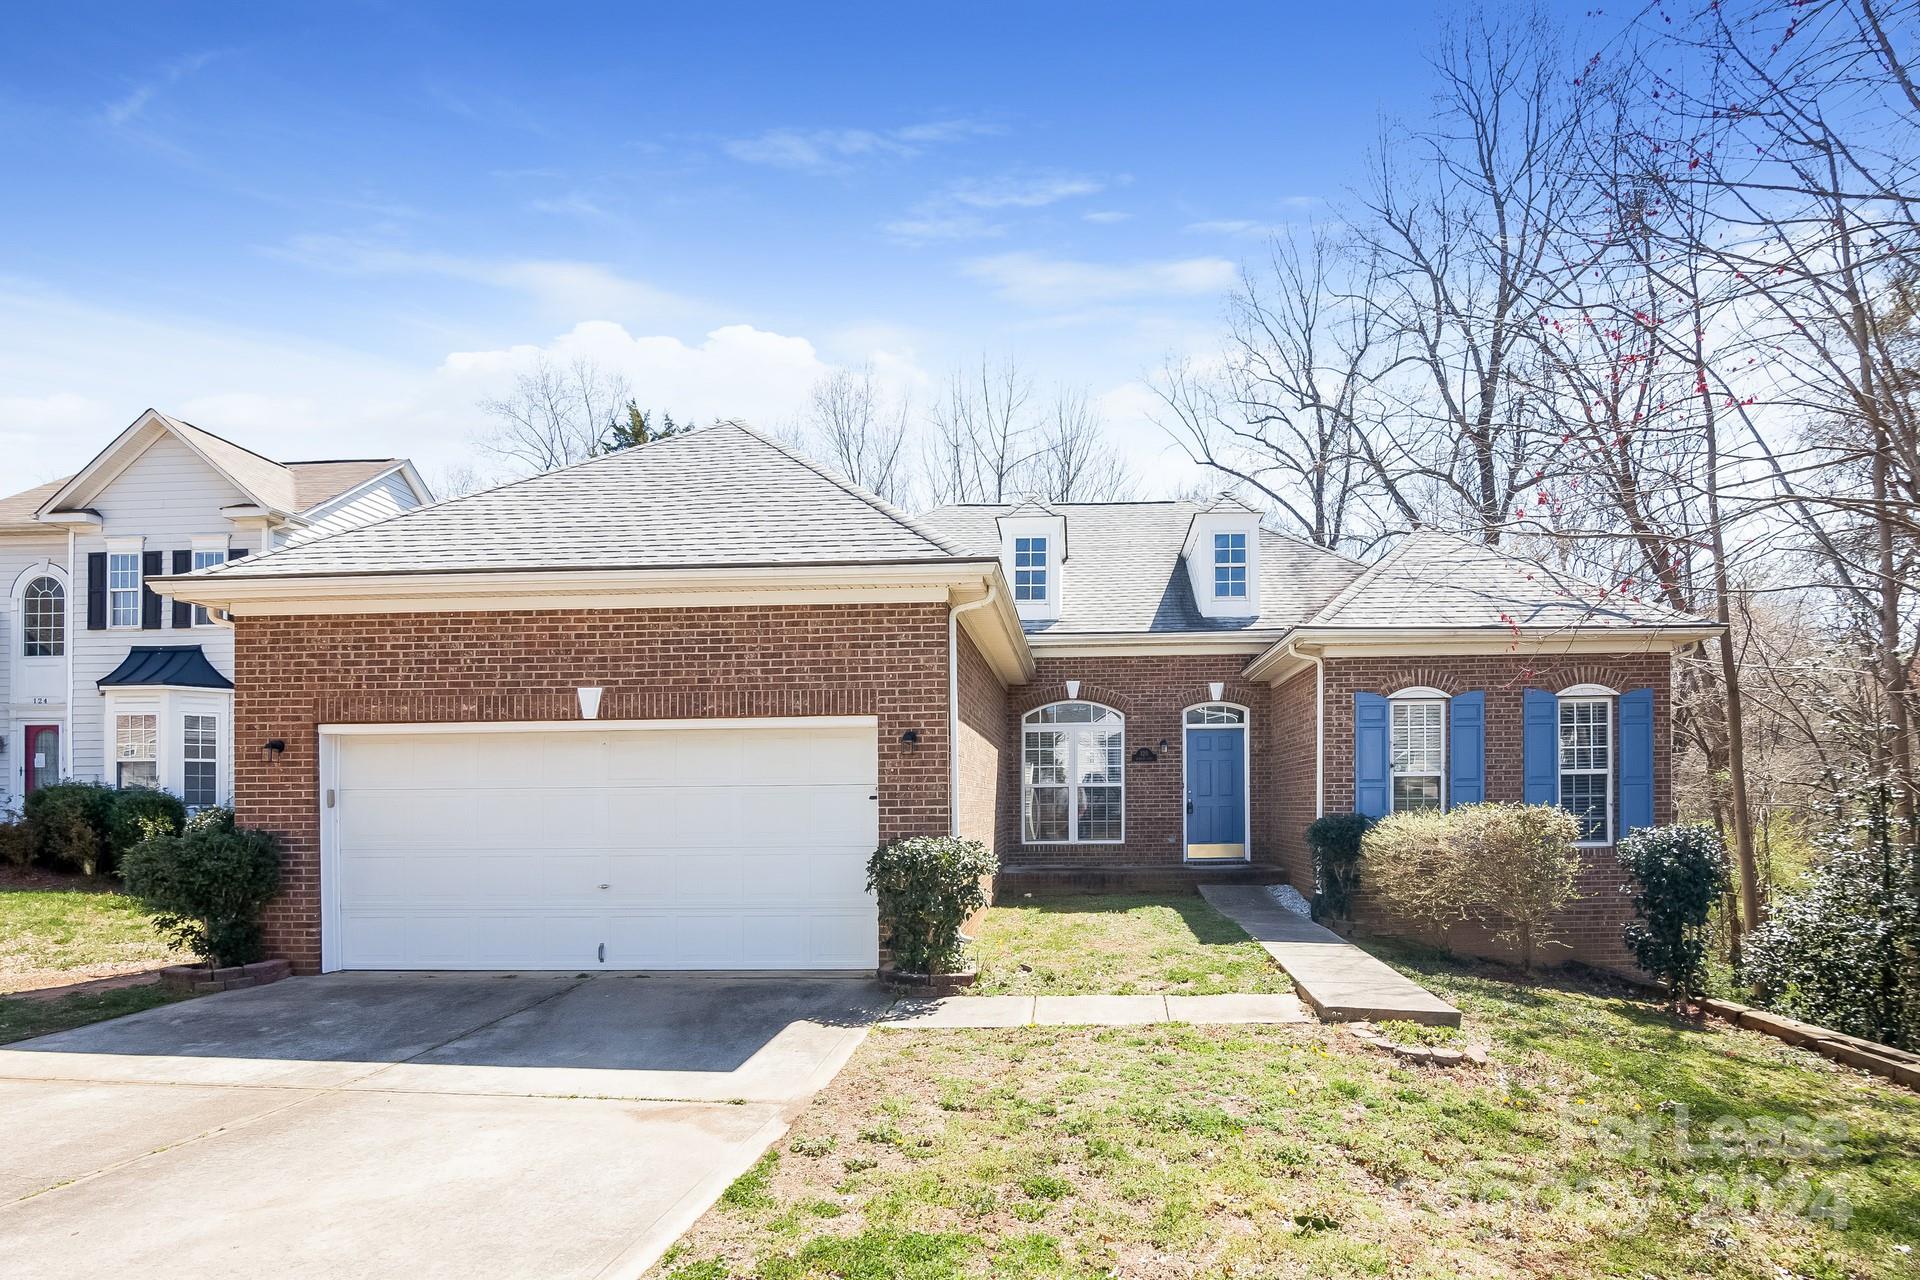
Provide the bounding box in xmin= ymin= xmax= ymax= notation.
xmin=0 ymin=2 xmax=1599 ymax=494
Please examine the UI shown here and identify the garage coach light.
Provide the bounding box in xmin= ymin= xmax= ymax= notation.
xmin=262 ymin=739 xmax=286 ymax=757
xmin=899 ymin=729 xmax=920 ymax=748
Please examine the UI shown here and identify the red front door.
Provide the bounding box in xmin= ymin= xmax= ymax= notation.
xmin=23 ymin=725 xmax=59 ymax=795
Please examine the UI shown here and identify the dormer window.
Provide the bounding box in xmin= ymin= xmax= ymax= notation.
xmin=1014 ymin=536 xmax=1049 ymax=602
xmin=1213 ymin=532 xmax=1247 ymax=598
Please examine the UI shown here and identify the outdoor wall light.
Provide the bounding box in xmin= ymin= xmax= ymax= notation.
xmin=900 ymin=729 xmax=920 ymax=747
xmin=1158 ymin=739 xmax=1170 ymax=754
xmin=262 ymin=739 xmax=286 ymax=757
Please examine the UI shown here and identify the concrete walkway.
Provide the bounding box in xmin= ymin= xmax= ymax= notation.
xmin=880 ymin=991 xmax=1307 ymax=1028
xmin=1199 ymin=885 xmax=1461 ymax=1028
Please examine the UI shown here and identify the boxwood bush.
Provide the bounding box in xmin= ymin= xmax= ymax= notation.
xmin=121 ymin=807 xmax=281 ymax=967
xmin=17 ymin=782 xmax=188 ymax=877
xmin=866 ymin=835 xmax=996 ymax=975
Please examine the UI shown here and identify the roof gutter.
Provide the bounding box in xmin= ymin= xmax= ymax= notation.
xmin=1244 ymin=622 xmax=1727 ymax=683
xmin=949 ymin=578 xmax=1001 ymax=837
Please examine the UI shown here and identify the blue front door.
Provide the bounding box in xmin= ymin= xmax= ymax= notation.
xmin=1186 ymin=727 xmax=1246 ymax=858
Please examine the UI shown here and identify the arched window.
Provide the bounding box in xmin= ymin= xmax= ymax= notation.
xmin=1184 ymin=703 xmax=1245 ymax=726
xmin=1021 ymin=701 xmax=1124 ymax=843
xmin=22 ymin=576 xmax=64 ymax=657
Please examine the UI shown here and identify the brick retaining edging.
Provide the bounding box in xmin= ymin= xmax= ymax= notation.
xmin=160 ymin=958 xmax=293 ymax=995
xmin=1700 ymin=998 xmax=1919 ymax=1092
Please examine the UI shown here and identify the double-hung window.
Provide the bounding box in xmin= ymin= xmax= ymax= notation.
xmin=1389 ymin=699 xmax=1445 ymax=811
xmin=1022 ymin=701 xmax=1124 ymax=843
xmin=1013 ymin=536 xmax=1048 ymax=603
xmin=1213 ymin=532 xmax=1247 ymax=597
xmin=183 ymin=714 xmax=218 ymax=810
xmin=190 ymin=548 xmax=227 ymax=625
xmin=114 ymin=714 xmax=158 ymax=788
xmin=108 ymin=552 xmax=141 ymax=627
xmin=1558 ymin=698 xmax=1612 ymax=843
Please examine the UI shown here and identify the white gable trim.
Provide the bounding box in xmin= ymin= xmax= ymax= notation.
xmin=36 ymin=410 xmax=291 ymax=520
xmin=296 ymin=461 xmax=434 ymax=520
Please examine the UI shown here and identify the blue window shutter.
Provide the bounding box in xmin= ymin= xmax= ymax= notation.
xmin=1448 ymin=691 xmax=1485 ymax=806
xmin=1619 ymin=687 xmax=1655 ymax=835
xmin=1522 ymin=689 xmax=1559 ymax=805
xmin=1353 ymin=692 xmax=1390 ymax=818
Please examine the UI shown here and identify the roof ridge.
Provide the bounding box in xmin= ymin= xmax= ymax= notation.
xmin=161 ymin=413 xmax=293 ymax=473
xmin=1298 ymin=529 xmax=1425 ymax=626
xmin=722 ymin=420 xmax=966 ymax=557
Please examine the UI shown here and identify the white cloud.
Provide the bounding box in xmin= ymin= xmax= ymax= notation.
xmin=1083 ymin=210 xmax=1131 ymax=224
xmin=1183 ymin=219 xmax=1280 ymax=238
xmin=881 ymin=212 xmax=1006 ymax=243
xmin=271 ymin=235 xmax=686 ymax=321
xmin=947 ymin=172 xmax=1106 ymax=209
xmin=722 ymin=118 xmax=999 ymax=174
xmin=963 ymin=252 xmax=1237 ymax=308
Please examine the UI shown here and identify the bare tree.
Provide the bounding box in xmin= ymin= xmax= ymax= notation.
xmin=922 ymin=355 xmax=1044 ymax=504
xmin=475 ymin=355 xmax=631 ymax=475
xmin=1035 ymin=387 xmax=1135 ymax=502
xmin=1358 ymin=6 xmax=1593 ymax=542
xmin=1152 ymin=228 xmax=1383 ymax=549
xmin=799 ymin=364 xmax=912 ymax=504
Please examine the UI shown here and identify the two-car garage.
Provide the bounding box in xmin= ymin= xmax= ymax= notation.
xmin=318 ymin=718 xmax=881 ymax=973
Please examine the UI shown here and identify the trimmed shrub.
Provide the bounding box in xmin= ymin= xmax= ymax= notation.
xmin=866 ymin=835 xmax=997 ymax=975
xmin=1363 ymin=803 xmax=1583 ymax=971
xmin=1306 ymin=813 xmax=1371 ymax=920
xmin=109 ymin=788 xmax=187 ymax=856
xmin=1359 ymin=808 xmax=1461 ymax=932
xmin=23 ymin=781 xmax=117 ymax=875
xmin=1617 ymin=824 xmax=1728 ymax=1002
xmin=1453 ymin=803 xmax=1582 ymax=972
xmin=121 ymin=810 xmax=281 ymax=967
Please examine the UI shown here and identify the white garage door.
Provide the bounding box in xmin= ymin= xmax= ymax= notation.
xmin=322 ymin=719 xmax=879 ymax=971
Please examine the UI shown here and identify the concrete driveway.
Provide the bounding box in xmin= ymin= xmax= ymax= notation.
xmin=0 ymin=972 xmax=891 ymax=1280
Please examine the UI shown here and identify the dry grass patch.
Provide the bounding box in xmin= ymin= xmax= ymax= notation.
xmin=967 ymin=893 xmax=1292 ymax=996
xmin=655 ymin=951 xmax=1920 ymax=1279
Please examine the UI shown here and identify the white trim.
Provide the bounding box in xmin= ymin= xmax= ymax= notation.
xmin=1556 ymin=694 xmax=1616 ymax=846
xmin=105 ymin=538 xmax=144 ymax=630
xmin=315 ymin=713 xmax=882 ymax=973
xmin=1181 ymin=702 xmax=1251 ymax=863
xmin=1389 ymin=685 xmax=1448 ymax=700
xmin=318 ymin=715 xmax=879 ymax=738
xmin=1018 ymin=701 xmax=1125 ymax=846
xmin=1033 ymin=633 xmax=1281 ymax=658
xmin=1388 ymin=697 xmax=1448 ymax=814
xmin=1244 ymin=625 xmax=1723 ymax=682
xmin=1559 ymin=682 xmax=1618 ymax=697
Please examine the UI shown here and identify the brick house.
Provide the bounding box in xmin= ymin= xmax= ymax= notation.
xmin=164 ymin=422 xmax=1717 ymax=974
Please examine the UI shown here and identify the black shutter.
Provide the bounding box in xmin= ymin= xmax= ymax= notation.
xmin=171 ymin=550 xmax=193 ymax=629
xmin=141 ymin=550 xmax=162 ymax=630
xmin=87 ymin=552 xmax=106 ymax=630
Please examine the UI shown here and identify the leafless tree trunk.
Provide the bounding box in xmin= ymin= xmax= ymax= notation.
xmin=922 ymin=355 xmax=1043 ymax=504
xmin=799 ymin=364 xmax=912 ymax=504
xmin=1036 ymin=388 xmax=1135 ymax=502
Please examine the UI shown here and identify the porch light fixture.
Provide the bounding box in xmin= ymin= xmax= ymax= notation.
xmin=577 ymin=687 xmax=603 ymax=720
xmin=262 ymin=739 xmax=286 ymax=757
xmin=1158 ymin=739 xmax=1170 ymax=754
xmin=900 ymin=729 xmax=920 ymax=747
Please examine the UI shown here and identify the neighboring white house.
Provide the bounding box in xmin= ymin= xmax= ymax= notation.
xmin=0 ymin=409 xmax=429 ymax=814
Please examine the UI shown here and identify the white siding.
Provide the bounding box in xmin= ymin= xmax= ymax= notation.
xmin=292 ymin=469 xmax=420 ymax=544
xmin=68 ymin=433 xmax=252 ymax=786
xmin=1 ymin=535 xmax=68 ymax=810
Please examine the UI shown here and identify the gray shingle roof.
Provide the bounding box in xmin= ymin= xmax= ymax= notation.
xmin=1299 ymin=530 xmax=1703 ymax=631
xmin=0 ymin=476 xmax=70 ymax=533
xmin=203 ymin=421 xmax=967 ymax=579
xmin=917 ymin=501 xmax=1364 ymax=635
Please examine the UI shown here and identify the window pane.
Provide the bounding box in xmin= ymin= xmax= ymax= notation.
xmin=117 ymin=760 xmax=159 ymax=789
xmin=1077 ymin=786 xmax=1123 ymax=841
xmin=109 ymin=552 xmax=141 ymax=626
xmin=22 ymin=577 xmax=63 ymax=657
xmin=1393 ymin=776 xmax=1443 ymax=812
xmin=1026 ymin=702 xmax=1121 ymax=725
xmin=115 ymin=714 xmax=156 ymax=762
xmin=1185 ymin=704 xmax=1244 ymax=725
xmin=1025 ymin=787 xmax=1069 ymax=841
xmin=1562 ymin=772 xmax=1609 ymax=842
xmin=1075 ymin=728 xmax=1122 ymax=786
xmin=1023 ymin=730 xmax=1067 ymax=785
xmin=191 ymin=550 xmax=226 ymax=625
xmin=1391 ymin=702 xmax=1445 ymax=775
xmin=1559 ymin=700 xmax=1611 ymax=771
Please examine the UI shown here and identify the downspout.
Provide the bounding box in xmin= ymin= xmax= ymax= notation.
xmin=1283 ymin=641 xmax=1325 ymax=819
xmin=948 ymin=581 xmax=1000 ymax=837
xmin=63 ymin=527 xmax=74 ymax=779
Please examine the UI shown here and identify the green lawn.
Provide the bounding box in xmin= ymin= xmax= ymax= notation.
xmin=0 ymin=984 xmax=185 ymax=1045
xmin=655 ymin=943 xmax=1920 ymax=1279
xmin=967 ymin=893 xmax=1294 ymax=996
xmin=0 ymin=883 xmax=185 ymax=994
